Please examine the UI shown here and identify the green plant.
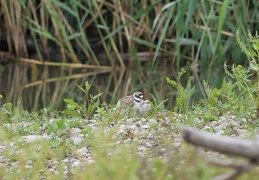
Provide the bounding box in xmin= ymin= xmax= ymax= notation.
xmin=0 ymin=100 xmax=25 ymax=136
xmin=47 ymin=117 xmax=70 ymax=138
xmin=166 ymin=68 xmax=195 ymax=114
xmin=64 ymin=81 xmax=103 ymax=119
xmin=194 ymin=30 xmax=259 ymax=121
xmin=0 ymin=102 xmax=13 ymax=123
xmin=236 ymin=29 xmax=259 ymax=119
xmin=0 ymin=94 xmax=3 ymax=107
xmin=202 ymin=78 xmax=240 ymax=116
xmin=149 ymin=93 xmax=168 ymax=115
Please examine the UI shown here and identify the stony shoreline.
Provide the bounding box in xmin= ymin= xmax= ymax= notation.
xmin=0 ymin=110 xmax=253 ymax=177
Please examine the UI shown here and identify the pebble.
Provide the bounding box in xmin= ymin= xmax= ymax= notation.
xmin=77 ymin=147 xmax=89 ymax=155
xmin=142 ymin=125 xmax=149 ymax=129
xmin=72 ymin=137 xmax=83 ymax=145
xmin=72 ymin=160 xmax=81 ymax=168
xmin=21 ymin=135 xmax=47 ymax=143
xmin=78 ymin=134 xmax=85 ymax=138
xmin=70 ymin=128 xmax=81 ymax=136
xmin=87 ymin=159 xmax=95 ymax=164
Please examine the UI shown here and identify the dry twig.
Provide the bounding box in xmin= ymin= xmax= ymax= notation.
xmin=180 ymin=126 xmax=259 ymax=180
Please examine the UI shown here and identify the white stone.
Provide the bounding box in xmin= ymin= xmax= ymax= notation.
xmin=21 ymin=135 xmax=45 ymax=143
xmin=77 ymin=147 xmax=89 ymax=155
xmin=87 ymin=159 xmax=95 ymax=164
xmin=78 ymin=134 xmax=85 ymax=138
xmin=70 ymin=128 xmax=81 ymax=136
xmin=126 ymin=118 xmax=133 ymax=123
xmin=72 ymin=160 xmax=81 ymax=168
xmin=72 ymin=137 xmax=84 ymax=145
xmin=146 ymin=142 xmax=153 ymax=148
xmin=141 ymin=118 xmax=147 ymax=122
xmin=142 ymin=125 xmax=149 ymax=129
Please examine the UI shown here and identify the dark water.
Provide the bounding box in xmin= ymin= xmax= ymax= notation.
xmin=0 ymin=62 xmax=181 ymax=111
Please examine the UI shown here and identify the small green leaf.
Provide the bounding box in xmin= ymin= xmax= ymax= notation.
xmin=249 ymin=61 xmax=259 ymax=71
xmin=64 ymin=109 xmax=80 ymax=117
xmin=256 ymin=42 xmax=259 ymax=50
xmin=63 ymin=98 xmax=79 ymax=110
xmin=6 ymin=103 xmax=12 ymax=111
xmin=93 ymin=92 xmax=103 ymax=100
xmin=76 ymin=84 xmax=86 ymax=94
xmin=166 ymin=77 xmax=177 ymax=87
xmin=247 ymin=49 xmax=257 ymax=57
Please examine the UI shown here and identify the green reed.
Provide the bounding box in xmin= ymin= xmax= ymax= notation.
xmin=0 ymin=0 xmax=259 ymax=110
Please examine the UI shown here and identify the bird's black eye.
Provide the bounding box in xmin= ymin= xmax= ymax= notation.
xmin=136 ymin=93 xmax=143 ymax=99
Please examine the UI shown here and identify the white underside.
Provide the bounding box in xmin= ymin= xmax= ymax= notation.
xmin=138 ymin=100 xmax=151 ymax=114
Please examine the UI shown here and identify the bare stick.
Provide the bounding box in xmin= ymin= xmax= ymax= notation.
xmin=180 ymin=126 xmax=259 ymax=180
xmin=211 ymin=160 xmax=255 ymax=180
xmin=180 ymin=126 xmax=259 ymax=160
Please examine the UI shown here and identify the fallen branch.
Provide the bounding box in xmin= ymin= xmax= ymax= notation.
xmin=180 ymin=126 xmax=259 ymax=180
xmin=210 ymin=159 xmax=255 ymax=180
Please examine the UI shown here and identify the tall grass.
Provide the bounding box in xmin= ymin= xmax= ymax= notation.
xmin=0 ymin=0 xmax=258 ymax=110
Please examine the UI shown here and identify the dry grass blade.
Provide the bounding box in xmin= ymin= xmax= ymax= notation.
xmin=1 ymin=0 xmax=27 ymax=57
xmin=21 ymin=70 xmax=112 ymax=89
xmin=18 ymin=57 xmax=114 ymax=70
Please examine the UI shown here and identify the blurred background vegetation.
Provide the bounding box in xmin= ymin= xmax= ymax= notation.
xmin=0 ymin=0 xmax=258 ymax=111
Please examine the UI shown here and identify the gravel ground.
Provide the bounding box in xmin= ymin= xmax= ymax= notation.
xmin=0 ymin=110 xmax=256 ymax=176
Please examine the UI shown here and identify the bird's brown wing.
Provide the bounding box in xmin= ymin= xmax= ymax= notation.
xmin=120 ymin=95 xmax=133 ymax=105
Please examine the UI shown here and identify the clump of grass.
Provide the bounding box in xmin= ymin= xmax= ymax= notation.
xmin=190 ymin=29 xmax=259 ymax=122
xmin=236 ymin=29 xmax=259 ymax=119
xmin=166 ymin=68 xmax=195 ymax=114
xmin=64 ymin=81 xmax=103 ymax=119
